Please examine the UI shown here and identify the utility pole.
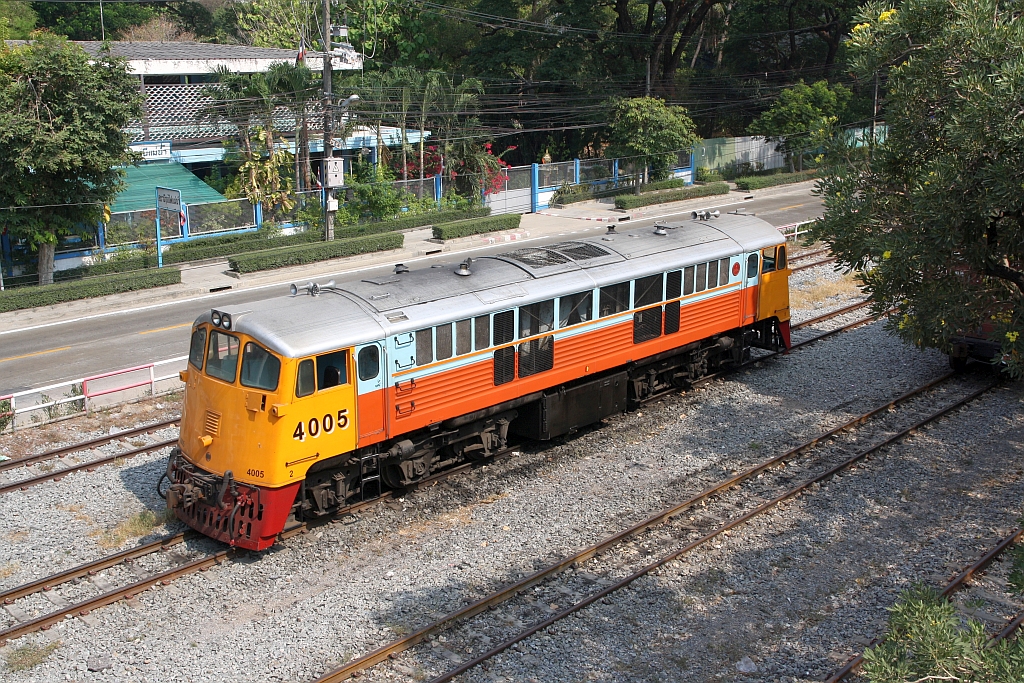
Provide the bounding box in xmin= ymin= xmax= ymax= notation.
xmin=322 ymin=0 xmax=335 ymax=241
xmin=645 ymin=58 xmax=651 ymax=97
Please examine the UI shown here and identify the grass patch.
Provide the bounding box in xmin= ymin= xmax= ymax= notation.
xmin=789 ymin=272 xmax=862 ymax=310
xmin=1009 ymin=542 xmax=1024 ymax=592
xmin=5 ymin=641 xmax=60 ymax=672
xmin=95 ymin=509 xmax=162 ymax=548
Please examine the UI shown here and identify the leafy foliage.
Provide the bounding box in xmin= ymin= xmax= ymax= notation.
xmin=229 ymin=233 xmax=404 ymax=273
xmin=0 ymin=2 xmax=36 ymax=39
xmin=614 ymin=182 xmax=730 ymax=209
xmin=31 ymin=2 xmax=156 ymax=40
xmin=861 ymin=585 xmax=1024 ymax=683
xmin=748 ymin=80 xmax=850 ymax=171
xmin=0 ymin=35 xmax=142 ymax=284
xmin=606 ymin=98 xmax=701 ymax=184
xmin=810 ymin=0 xmax=1024 ymax=376
xmin=0 ymin=269 xmax=180 ymax=313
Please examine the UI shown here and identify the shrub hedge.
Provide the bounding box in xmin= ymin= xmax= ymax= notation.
xmin=165 ymin=229 xmax=322 ymax=264
xmin=432 ymin=213 xmax=522 ymax=240
xmin=335 ymin=206 xmax=490 ymax=239
xmin=0 ymin=269 xmax=181 ymax=313
xmin=229 ymin=233 xmax=404 ymax=273
xmin=614 ymin=182 xmax=731 ymax=210
xmin=734 ymin=170 xmax=816 ymax=191
xmin=640 ymin=178 xmax=690 ymax=192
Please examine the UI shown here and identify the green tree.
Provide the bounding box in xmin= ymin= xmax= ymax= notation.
xmin=0 ymin=35 xmax=142 ymax=285
xmin=812 ymin=0 xmax=1024 ymax=376
xmin=0 ymin=1 xmax=37 ymax=39
xmin=748 ymin=80 xmax=851 ymax=172
xmin=606 ymin=97 xmax=701 ymax=186
xmin=31 ymin=2 xmax=157 ymax=40
xmin=265 ymin=61 xmax=318 ymax=191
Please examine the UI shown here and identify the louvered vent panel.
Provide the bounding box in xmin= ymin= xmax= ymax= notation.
xmin=204 ymin=410 xmax=221 ymax=437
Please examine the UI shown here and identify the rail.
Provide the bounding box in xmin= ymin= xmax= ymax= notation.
xmin=0 ymin=355 xmax=188 ymax=433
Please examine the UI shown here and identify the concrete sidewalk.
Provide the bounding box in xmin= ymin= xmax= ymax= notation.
xmin=0 ymin=183 xmax=814 ymax=333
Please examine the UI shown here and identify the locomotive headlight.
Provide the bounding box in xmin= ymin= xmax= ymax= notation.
xmin=211 ymin=310 xmax=221 ymax=326
xmin=221 ymin=313 xmax=232 ymax=330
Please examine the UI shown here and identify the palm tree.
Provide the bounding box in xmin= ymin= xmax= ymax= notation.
xmin=386 ymin=67 xmax=420 ymax=181
xmin=417 ymin=71 xmax=445 ymax=180
xmin=266 ymin=61 xmax=319 ymax=191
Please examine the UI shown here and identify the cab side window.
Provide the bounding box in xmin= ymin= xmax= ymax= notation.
xmin=762 ymin=247 xmax=777 ymax=274
xmin=776 ymin=245 xmax=787 ymax=270
xmin=747 ymin=253 xmax=759 ymax=279
xmin=357 ymin=346 xmax=380 ymax=381
xmin=188 ymin=327 xmax=207 ymax=370
xmin=296 ymin=359 xmax=315 ymax=397
xmin=316 ymin=350 xmax=348 ymax=390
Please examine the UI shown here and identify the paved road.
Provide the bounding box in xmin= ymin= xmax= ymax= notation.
xmin=0 ymin=186 xmax=822 ymax=394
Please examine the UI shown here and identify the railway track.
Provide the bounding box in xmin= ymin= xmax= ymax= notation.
xmin=0 ymin=427 xmax=179 ymax=496
xmin=791 ymin=256 xmax=838 ymax=273
xmin=827 ymin=529 xmax=1024 ymax=682
xmin=306 ymin=372 xmax=996 ymax=682
xmin=789 ymin=247 xmax=831 ymax=263
xmin=0 ymin=297 xmax=887 ymax=646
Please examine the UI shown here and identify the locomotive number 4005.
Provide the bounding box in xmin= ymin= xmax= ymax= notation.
xmin=293 ymin=409 xmax=350 ymax=442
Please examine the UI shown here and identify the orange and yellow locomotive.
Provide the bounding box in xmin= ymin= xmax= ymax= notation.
xmin=164 ymin=214 xmax=790 ymax=549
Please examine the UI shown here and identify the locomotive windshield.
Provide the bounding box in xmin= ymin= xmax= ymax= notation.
xmin=205 ymin=330 xmax=240 ymax=383
xmin=240 ymin=342 xmax=281 ymax=391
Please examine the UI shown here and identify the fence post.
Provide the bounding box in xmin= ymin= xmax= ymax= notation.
xmin=149 ymin=365 xmax=156 ymax=396
xmin=434 ymin=174 xmax=442 ymax=207
xmin=530 ymin=163 xmax=539 ymax=214
xmin=10 ymin=395 xmax=15 ymax=432
xmin=689 ymin=147 xmax=696 ymax=185
xmin=255 ymin=202 xmax=263 ymax=229
xmin=574 ymin=159 xmax=580 ymax=185
xmin=612 ymin=159 xmax=619 ymax=187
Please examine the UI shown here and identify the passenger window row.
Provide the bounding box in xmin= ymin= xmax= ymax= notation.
xmin=412 ymin=253 xmax=756 ymax=368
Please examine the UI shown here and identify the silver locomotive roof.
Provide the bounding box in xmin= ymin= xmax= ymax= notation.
xmin=207 ymin=213 xmax=784 ymax=358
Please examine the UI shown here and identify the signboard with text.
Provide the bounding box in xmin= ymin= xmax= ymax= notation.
xmin=131 ymin=141 xmax=172 ymax=161
xmin=156 ymin=187 xmax=181 ymax=213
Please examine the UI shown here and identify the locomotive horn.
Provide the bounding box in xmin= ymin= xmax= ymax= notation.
xmin=289 ymin=283 xmax=298 ymax=296
xmin=711 ymin=210 xmax=720 ymax=218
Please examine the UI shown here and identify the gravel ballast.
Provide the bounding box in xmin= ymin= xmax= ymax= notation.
xmin=4 ymin=264 xmax=1021 ymax=682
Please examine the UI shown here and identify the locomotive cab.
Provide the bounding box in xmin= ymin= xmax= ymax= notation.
xmin=166 ymin=308 xmax=358 ymax=550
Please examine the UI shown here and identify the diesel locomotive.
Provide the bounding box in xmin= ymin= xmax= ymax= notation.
xmin=164 ymin=213 xmax=791 ymax=549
